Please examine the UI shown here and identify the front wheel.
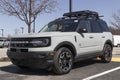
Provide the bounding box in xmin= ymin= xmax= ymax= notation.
xmin=53 ymin=47 xmax=73 ymax=75
xmin=100 ymin=44 xmax=112 ymax=63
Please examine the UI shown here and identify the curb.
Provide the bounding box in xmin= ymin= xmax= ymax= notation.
xmin=0 ymin=57 xmax=10 ymax=62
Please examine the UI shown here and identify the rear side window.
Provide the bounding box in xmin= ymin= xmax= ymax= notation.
xmin=98 ymin=20 xmax=109 ymax=32
xmin=90 ymin=20 xmax=102 ymax=33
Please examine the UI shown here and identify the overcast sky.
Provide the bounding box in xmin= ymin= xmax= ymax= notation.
xmin=0 ymin=0 xmax=120 ymax=36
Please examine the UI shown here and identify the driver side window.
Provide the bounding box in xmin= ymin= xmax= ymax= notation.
xmin=77 ymin=20 xmax=91 ymax=33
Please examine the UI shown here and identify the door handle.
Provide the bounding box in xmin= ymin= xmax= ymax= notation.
xmin=102 ymin=36 xmax=105 ymax=38
xmin=89 ymin=36 xmax=94 ymax=39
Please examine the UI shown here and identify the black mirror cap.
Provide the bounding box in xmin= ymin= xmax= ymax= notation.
xmin=78 ymin=28 xmax=88 ymax=33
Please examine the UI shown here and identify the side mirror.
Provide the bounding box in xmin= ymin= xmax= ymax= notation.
xmin=78 ymin=28 xmax=88 ymax=33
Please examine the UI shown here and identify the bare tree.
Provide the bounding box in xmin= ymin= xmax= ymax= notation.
xmin=109 ymin=26 xmax=120 ymax=35
xmin=111 ymin=10 xmax=120 ymax=29
xmin=0 ymin=0 xmax=57 ymax=33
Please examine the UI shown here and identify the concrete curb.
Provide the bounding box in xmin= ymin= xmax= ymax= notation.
xmin=0 ymin=57 xmax=10 ymax=62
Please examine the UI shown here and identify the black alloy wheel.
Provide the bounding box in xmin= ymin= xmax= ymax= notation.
xmin=101 ymin=44 xmax=112 ymax=63
xmin=53 ymin=47 xmax=73 ymax=74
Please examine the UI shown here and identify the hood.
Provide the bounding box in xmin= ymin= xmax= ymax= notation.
xmin=12 ymin=32 xmax=77 ymax=38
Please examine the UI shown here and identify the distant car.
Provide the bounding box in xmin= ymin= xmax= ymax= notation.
xmin=0 ymin=39 xmax=6 ymax=48
xmin=4 ymin=40 xmax=10 ymax=47
xmin=0 ymin=39 xmax=9 ymax=48
xmin=113 ymin=35 xmax=120 ymax=47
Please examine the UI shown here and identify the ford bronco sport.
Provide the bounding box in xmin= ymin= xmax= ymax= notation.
xmin=7 ymin=10 xmax=113 ymax=74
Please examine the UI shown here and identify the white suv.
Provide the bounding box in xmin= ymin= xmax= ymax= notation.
xmin=7 ymin=10 xmax=113 ymax=74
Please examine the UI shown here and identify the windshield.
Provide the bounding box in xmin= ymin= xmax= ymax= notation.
xmin=39 ymin=19 xmax=78 ymax=32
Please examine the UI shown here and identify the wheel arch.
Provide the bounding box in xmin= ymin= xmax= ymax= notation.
xmin=104 ymin=40 xmax=113 ymax=50
xmin=54 ymin=41 xmax=77 ymax=58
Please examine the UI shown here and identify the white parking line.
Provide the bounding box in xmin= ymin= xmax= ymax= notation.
xmin=82 ymin=66 xmax=120 ymax=80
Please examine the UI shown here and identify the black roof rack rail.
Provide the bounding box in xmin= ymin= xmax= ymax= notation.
xmin=63 ymin=10 xmax=99 ymax=19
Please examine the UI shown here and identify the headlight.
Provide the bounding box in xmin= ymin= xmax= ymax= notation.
xmin=30 ymin=38 xmax=51 ymax=47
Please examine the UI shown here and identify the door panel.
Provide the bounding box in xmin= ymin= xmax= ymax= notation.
xmin=76 ymin=33 xmax=101 ymax=54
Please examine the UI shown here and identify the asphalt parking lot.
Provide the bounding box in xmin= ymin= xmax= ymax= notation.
xmin=0 ymin=48 xmax=120 ymax=80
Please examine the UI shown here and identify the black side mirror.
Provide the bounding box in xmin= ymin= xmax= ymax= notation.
xmin=78 ymin=28 xmax=88 ymax=33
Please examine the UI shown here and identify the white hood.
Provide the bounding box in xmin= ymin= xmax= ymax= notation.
xmin=12 ymin=32 xmax=77 ymax=38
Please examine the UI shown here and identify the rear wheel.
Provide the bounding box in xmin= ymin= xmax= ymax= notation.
xmin=101 ymin=44 xmax=112 ymax=63
xmin=53 ymin=47 xmax=73 ymax=75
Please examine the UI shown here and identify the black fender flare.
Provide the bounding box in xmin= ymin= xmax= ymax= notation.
xmin=54 ymin=41 xmax=77 ymax=57
xmin=105 ymin=40 xmax=113 ymax=47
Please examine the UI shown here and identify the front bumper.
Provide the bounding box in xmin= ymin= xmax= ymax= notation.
xmin=7 ymin=50 xmax=54 ymax=69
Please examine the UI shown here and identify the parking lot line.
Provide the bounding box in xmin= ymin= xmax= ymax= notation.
xmin=82 ymin=66 xmax=120 ymax=80
xmin=112 ymin=58 xmax=120 ymax=62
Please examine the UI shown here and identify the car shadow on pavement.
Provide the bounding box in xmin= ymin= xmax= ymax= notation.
xmin=0 ymin=64 xmax=55 ymax=75
xmin=73 ymin=59 xmax=105 ymax=69
xmin=0 ymin=59 xmax=103 ymax=76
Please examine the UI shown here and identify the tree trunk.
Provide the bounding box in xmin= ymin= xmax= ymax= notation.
xmin=28 ymin=0 xmax=32 ymax=33
xmin=28 ymin=24 xmax=31 ymax=33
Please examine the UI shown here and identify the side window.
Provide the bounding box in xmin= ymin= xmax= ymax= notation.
xmin=77 ymin=20 xmax=90 ymax=32
xmin=47 ymin=24 xmax=58 ymax=32
xmin=90 ymin=20 xmax=102 ymax=33
xmin=98 ymin=20 xmax=109 ymax=32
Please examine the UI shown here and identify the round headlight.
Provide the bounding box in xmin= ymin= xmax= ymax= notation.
xmin=42 ymin=39 xmax=49 ymax=46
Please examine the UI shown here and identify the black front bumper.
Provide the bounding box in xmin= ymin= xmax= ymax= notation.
xmin=7 ymin=50 xmax=54 ymax=69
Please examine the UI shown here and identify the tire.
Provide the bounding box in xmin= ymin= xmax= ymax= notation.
xmin=101 ymin=44 xmax=112 ymax=63
xmin=53 ymin=47 xmax=73 ymax=75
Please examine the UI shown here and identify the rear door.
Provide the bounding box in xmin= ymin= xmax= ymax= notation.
xmin=89 ymin=20 xmax=103 ymax=52
xmin=76 ymin=20 xmax=98 ymax=54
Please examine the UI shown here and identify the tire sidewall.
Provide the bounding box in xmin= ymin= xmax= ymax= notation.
xmin=102 ymin=44 xmax=112 ymax=63
xmin=53 ymin=47 xmax=73 ymax=74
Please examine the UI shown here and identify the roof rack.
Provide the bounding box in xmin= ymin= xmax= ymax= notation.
xmin=63 ymin=10 xmax=99 ymax=19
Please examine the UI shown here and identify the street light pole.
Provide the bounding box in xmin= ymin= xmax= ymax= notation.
xmin=0 ymin=29 xmax=4 ymax=37
xmin=69 ymin=0 xmax=72 ymax=18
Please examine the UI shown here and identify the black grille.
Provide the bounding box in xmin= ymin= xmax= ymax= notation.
xmin=11 ymin=43 xmax=33 ymax=47
xmin=11 ymin=38 xmax=33 ymax=47
xmin=11 ymin=38 xmax=33 ymax=41
xmin=10 ymin=37 xmax=51 ymax=48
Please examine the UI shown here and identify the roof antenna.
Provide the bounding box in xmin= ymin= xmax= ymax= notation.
xmin=69 ymin=0 xmax=72 ymax=18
